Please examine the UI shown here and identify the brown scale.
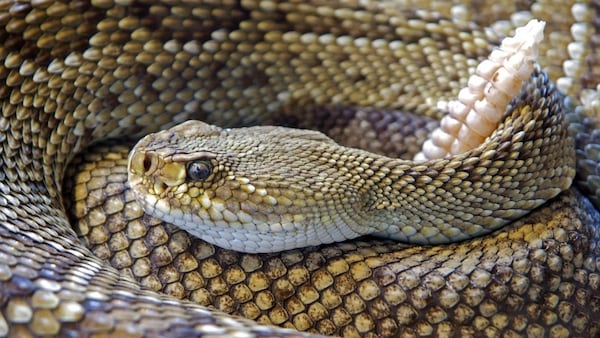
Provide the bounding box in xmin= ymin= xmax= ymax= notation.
xmin=64 ymin=144 xmax=600 ymax=337
xmin=0 ymin=0 xmax=598 ymax=337
xmin=268 ymin=106 xmax=438 ymax=159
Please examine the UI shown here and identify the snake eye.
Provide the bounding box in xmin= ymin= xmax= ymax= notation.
xmin=186 ymin=160 xmax=213 ymax=181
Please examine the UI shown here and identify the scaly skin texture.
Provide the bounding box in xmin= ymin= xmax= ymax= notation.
xmin=0 ymin=1 xmax=600 ymax=337
xmin=125 ymin=71 xmax=575 ymax=252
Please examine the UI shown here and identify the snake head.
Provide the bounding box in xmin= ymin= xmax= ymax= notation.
xmin=127 ymin=120 xmax=380 ymax=253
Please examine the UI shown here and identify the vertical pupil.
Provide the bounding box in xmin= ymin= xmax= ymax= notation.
xmin=195 ymin=164 xmax=207 ymax=177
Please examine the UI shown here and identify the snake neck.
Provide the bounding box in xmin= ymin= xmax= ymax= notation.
xmin=350 ymin=71 xmax=575 ymax=244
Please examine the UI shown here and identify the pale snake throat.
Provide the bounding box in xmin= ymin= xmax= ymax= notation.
xmin=1 ymin=1 xmax=600 ymax=338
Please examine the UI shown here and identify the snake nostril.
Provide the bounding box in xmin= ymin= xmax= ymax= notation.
xmin=143 ymin=154 xmax=152 ymax=172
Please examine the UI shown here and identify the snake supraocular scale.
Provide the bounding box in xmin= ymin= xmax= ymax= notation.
xmin=0 ymin=1 xmax=600 ymax=338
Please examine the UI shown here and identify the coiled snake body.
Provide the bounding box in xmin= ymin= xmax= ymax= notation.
xmin=0 ymin=1 xmax=599 ymax=337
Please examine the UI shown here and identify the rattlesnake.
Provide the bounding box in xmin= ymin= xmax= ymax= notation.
xmin=1 ymin=1 xmax=599 ymax=337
